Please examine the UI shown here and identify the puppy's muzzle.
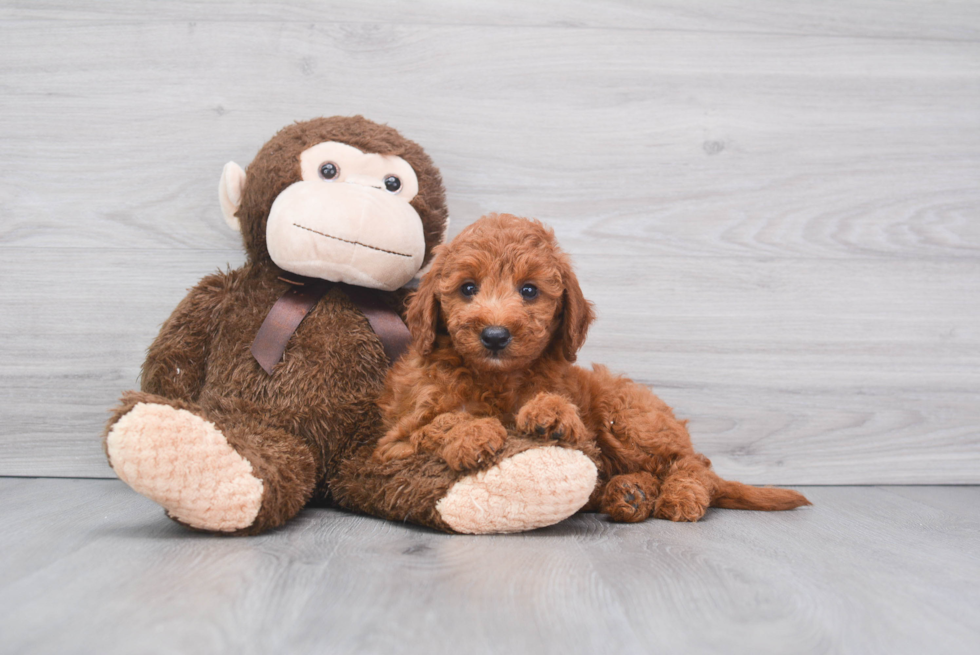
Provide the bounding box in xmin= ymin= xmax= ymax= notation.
xmin=480 ymin=326 xmax=512 ymax=353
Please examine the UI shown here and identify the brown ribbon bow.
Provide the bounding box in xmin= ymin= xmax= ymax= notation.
xmin=250 ymin=274 xmax=412 ymax=375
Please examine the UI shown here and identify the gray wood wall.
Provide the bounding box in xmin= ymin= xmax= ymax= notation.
xmin=2 ymin=1 xmax=978 ymax=483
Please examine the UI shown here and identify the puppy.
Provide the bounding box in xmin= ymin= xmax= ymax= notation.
xmin=375 ymin=214 xmax=810 ymax=523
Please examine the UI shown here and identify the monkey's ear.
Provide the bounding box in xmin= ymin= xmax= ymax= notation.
xmin=218 ymin=161 xmax=246 ymax=232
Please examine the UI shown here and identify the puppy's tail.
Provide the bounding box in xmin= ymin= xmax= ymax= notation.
xmin=710 ymin=476 xmax=811 ymax=511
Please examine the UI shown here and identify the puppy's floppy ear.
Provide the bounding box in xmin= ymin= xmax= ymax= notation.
xmin=558 ymin=255 xmax=595 ymax=362
xmin=406 ymin=247 xmax=444 ymax=356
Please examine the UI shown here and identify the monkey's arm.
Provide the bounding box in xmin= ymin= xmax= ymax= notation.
xmin=140 ymin=274 xmax=225 ymax=401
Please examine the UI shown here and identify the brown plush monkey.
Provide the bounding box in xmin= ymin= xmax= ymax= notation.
xmin=103 ymin=116 xmax=597 ymax=535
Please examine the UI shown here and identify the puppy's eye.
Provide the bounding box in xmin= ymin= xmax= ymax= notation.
xmin=319 ymin=162 xmax=339 ymax=180
xmin=461 ymin=282 xmax=478 ymax=297
xmin=520 ymin=283 xmax=539 ymax=300
xmin=384 ymin=175 xmax=402 ymax=193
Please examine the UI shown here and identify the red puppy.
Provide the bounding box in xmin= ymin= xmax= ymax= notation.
xmin=375 ymin=214 xmax=810 ymax=522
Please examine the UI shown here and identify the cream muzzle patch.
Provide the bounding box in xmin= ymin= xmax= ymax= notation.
xmin=264 ymin=141 xmax=425 ymax=291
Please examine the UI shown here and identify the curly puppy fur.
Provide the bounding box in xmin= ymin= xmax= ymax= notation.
xmin=375 ymin=214 xmax=810 ymax=523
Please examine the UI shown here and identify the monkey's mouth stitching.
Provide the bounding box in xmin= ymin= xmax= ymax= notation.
xmin=293 ymin=224 xmax=412 ymax=258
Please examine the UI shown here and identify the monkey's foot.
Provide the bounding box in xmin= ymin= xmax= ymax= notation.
xmin=105 ymin=402 xmax=264 ymax=532
xmin=435 ymin=447 xmax=597 ymax=534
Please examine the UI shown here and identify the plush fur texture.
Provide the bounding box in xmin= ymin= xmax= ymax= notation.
xmin=104 ymin=118 xmax=598 ymax=535
xmin=106 ymin=402 xmax=265 ymax=531
xmin=102 ymin=117 xmax=453 ymax=534
xmin=435 ymin=447 xmax=597 ymax=533
xmin=375 ymin=214 xmax=811 ymax=522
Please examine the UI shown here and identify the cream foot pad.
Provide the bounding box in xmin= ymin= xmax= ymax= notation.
xmin=436 ymin=447 xmax=598 ymax=534
xmin=105 ymin=403 xmax=264 ymax=532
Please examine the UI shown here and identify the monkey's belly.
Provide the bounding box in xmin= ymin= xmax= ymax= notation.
xmin=200 ymin=301 xmax=387 ymax=439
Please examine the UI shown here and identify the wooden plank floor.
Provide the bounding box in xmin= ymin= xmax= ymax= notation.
xmin=1 ymin=478 xmax=977 ymax=655
xmin=2 ymin=1 xmax=979 ymax=484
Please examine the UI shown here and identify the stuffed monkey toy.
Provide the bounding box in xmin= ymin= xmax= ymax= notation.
xmin=103 ymin=116 xmax=597 ymax=535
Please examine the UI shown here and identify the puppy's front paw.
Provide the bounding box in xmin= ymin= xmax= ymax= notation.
xmin=439 ymin=417 xmax=508 ymax=472
xmin=516 ymin=392 xmax=589 ymax=448
xmin=374 ymin=439 xmax=415 ymax=463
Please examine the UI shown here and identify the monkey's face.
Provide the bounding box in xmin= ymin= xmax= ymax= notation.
xmin=221 ymin=118 xmax=448 ymax=290
xmin=261 ymin=141 xmax=425 ymax=291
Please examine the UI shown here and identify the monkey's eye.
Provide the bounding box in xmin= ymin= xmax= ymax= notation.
xmin=520 ymin=283 xmax=539 ymax=300
xmin=461 ymin=282 xmax=478 ymax=297
xmin=384 ymin=175 xmax=402 ymax=193
xmin=318 ymin=162 xmax=339 ymax=180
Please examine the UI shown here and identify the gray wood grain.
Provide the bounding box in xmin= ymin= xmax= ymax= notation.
xmin=3 ymin=15 xmax=978 ymax=258
xmin=1 ymin=1 xmax=978 ymax=481
xmin=2 ymin=0 xmax=979 ymax=40
xmin=3 ymin=248 xmax=977 ymax=482
xmin=0 ymin=478 xmax=977 ymax=655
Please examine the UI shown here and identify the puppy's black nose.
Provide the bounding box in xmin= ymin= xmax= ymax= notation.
xmin=480 ymin=326 xmax=512 ymax=352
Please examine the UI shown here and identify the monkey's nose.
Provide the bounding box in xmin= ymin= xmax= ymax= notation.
xmin=480 ymin=326 xmax=512 ymax=352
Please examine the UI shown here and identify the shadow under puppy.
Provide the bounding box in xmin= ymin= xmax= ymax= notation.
xmin=375 ymin=213 xmax=810 ymax=523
